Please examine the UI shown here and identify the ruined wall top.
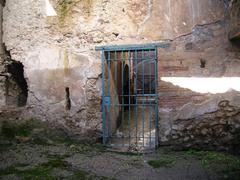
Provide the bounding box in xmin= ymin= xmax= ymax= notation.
xmin=2 ymin=0 xmax=225 ymax=61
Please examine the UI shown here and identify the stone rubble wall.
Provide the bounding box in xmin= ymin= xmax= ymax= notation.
xmin=228 ymin=0 xmax=240 ymax=40
xmin=1 ymin=0 xmax=240 ymax=151
xmin=171 ymin=98 xmax=240 ymax=153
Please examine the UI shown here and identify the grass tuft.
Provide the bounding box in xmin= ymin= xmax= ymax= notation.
xmin=148 ymin=159 xmax=176 ymax=168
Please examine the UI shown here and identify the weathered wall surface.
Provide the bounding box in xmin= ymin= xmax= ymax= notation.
xmin=228 ymin=0 xmax=240 ymax=40
xmin=2 ymin=0 xmax=240 ymax=150
xmin=0 ymin=0 xmax=5 ymax=106
xmin=157 ymin=15 xmax=240 ymax=151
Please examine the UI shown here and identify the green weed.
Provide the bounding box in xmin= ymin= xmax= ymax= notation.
xmin=148 ymin=159 xmax=176 ymax=168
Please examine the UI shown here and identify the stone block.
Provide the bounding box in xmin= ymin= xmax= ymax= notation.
xmin=0 ymin=76 xmax=6 ymax=106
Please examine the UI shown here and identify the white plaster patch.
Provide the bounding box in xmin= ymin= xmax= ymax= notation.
xmin=45 ymin=0 xmax=57 ymax=16
xmin=25 ymin=47 xmax=61 ymax=70
xmin=161 ymin=77 xmax=240 ymax=94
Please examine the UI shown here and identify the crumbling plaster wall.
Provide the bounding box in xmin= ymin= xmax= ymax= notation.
xmin=228 ymin=0 xmax=240 ymax=40
xmin=0 ymin=0 xmax=5 ymax=106
xmin=2 ymin=0 xmax=240 ymax=148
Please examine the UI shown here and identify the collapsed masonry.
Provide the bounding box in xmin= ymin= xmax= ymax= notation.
xmin=0 ymin=0 xmax=240 ymax=152
xmin=0 ymin=1 xmax=28 ymax=108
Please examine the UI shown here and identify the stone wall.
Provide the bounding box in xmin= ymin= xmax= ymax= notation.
xmin=228 ymin=0 xmax=240 ymax=40
xmin=157 ymin=16 xmax=240 ymax=152
xmin=0 ymin=0 xmax=6 ymax=107
xmin=0 ymin=0 xmax=29 ymax=110
xmin=1 ymin=0 xmax=240 ymax=151
xmin=170 ymin=98 xmax=240 ymax=153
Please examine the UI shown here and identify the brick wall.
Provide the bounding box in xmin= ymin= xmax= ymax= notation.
xmin=157 ymin=19 xmax=238 ymax=109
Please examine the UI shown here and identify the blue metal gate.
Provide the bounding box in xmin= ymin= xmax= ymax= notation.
xmin=96 ymin=43 xmax=169 ymax=151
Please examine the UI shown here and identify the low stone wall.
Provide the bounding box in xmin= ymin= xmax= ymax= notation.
xmin=168 ymin=97 xmax=240 ymax=153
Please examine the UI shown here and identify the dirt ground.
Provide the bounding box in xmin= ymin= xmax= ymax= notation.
xmin=0 ymin=119 xmax=240 ymax=180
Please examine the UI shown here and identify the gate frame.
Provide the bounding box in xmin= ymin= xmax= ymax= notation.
xmin=96 ymin=43 xmax=170 ymax=149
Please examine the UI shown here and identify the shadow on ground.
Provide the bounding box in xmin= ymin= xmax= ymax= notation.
xmin=0 ymin=118 xmax=240 ymax=180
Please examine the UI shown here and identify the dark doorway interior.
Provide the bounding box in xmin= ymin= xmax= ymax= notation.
xmin=123 ymin=64 xmax=129 ymax=110
xmin=6 ymin=61 xmax=28 ymax=107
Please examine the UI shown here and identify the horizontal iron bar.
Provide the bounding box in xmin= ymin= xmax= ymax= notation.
xmin=107 ymin=136 xmax=156 ymax=138
xmin=116 ymin=94 xmax=157 ymax=97
xmin=105 ymin=144 xmax=155 ymax=148
xmin=95 ymin=42 xmax=170 ymax=51
xmin=106 ymin=58 xmax=156 ymax=61
xmin=108 ymin=104 xmax=157 ymax=106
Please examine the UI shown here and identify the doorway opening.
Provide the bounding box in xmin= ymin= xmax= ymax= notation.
xmin=6 ymin=61 xmax=28 ymax=107
xmin=96 ymin=43 xmax=168 ymax=151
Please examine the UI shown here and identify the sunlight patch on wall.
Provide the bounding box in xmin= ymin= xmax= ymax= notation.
xmin=161 ymin=77 xmax=240 ymax=94
xmin=45 ymin=0 xmax=57 ymax=16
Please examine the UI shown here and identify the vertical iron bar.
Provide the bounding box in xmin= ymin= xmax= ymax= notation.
xmin=154 ymin=48 xmax=158 ymax=148
xmin=128 ymin=51 xmax=131 ymax=147
xmin=121 ymin=51 xmax=124 ymax=147
xmin=108 ymin=51 xmax=110 ymax=96
xmin=134 ymin=50 xmax=138 ymax=146
xmin=114 ymin=51 xmax=118 ymax=132
xmin=102 ymin=50 xmax=106 ymax=145
xmin=108 ymin=51 xmax=111 ymax=140
xmin=149 ymin=49 xmax=152 ymax=148
xmin=142 ymin=50 xmax=145 ymax=148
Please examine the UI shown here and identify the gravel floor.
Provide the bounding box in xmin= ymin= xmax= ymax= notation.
xmin=1 ymin=141 xmax=239 ymax=180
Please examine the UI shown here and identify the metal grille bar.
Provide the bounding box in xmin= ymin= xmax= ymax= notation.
xmin=96 ymin=42 xmax=170 ymax=51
